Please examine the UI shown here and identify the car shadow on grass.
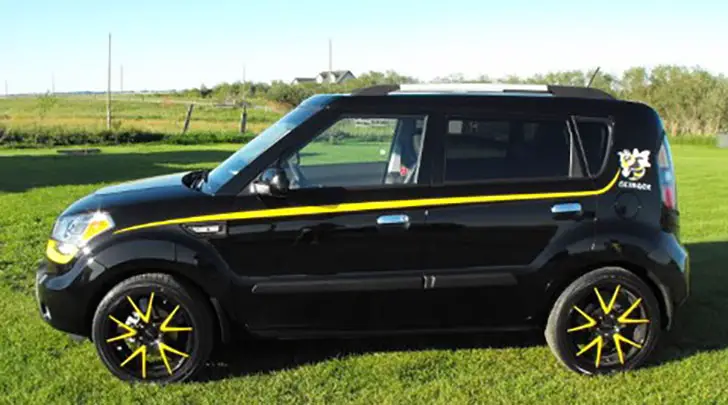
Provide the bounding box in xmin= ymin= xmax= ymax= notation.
xmin=646 ymin=240 xmax=728 ymax=368
xmin=198 ymin=240 xmax=728 ymax=381
xmin=0 ymin=150 xmax=233 ymax=192
xmin=199 ymin=330 xmax=543 ymax=382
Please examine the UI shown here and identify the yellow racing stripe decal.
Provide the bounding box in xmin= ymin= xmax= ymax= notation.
xmin=115 ymin=169 xmax=621 ymax=234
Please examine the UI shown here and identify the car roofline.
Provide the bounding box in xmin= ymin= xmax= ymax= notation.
xmin=350 ymin=83 xmax=615 ymax=100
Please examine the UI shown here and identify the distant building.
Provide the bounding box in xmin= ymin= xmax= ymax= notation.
xmin=291 ymin=77 xmax=317 ymax=85
xmin=292 ymin=70 xmax=356 ymax=85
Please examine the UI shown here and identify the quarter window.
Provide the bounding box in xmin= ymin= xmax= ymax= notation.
xmin=444 ymin=117 xmax=582 ymax=183
xmin=283 ymin=116 xmax=426 ymax=189
xmin=575 ymin=119 xmax=611 ymax=176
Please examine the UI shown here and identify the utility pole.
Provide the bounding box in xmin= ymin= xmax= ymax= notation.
xmin=120 ymin=64 xmax=124 ymax=93
xmin=106 ymin=33 xmax=112 ymax=130
xmin=328 ymin=38 xmax=333 ymax=73
xmin=4 ymin=80 xmax=7 ymax=97
xmin=239 ymin=65 xmax=247 ymax=134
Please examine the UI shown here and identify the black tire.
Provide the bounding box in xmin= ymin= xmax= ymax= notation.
xmin=91 ymin=273 xmax=214 ymax=383
xmin=545 ymin=267 xmax=661 ymax=375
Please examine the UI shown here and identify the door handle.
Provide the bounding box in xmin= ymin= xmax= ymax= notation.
xmin=551 ymin=203 xmax=583 ymax=216
xmin=376 ymin=214 xmax=410 ymax=227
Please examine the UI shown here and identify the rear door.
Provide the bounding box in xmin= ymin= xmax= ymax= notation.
xmin=418 ymin=109 xmax=604 ymax=329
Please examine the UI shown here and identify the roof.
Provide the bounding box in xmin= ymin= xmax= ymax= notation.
xmin=292 ymin=77 xmax=316 ymax=83
xmin=350 ymin=83 xmax=615 ymax=100
xmin=318 ymin=70 xmax=355 ymax=84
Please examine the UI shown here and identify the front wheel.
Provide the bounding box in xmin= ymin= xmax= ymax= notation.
xmin=545 ymin=267 xmax=661 ymax=375
xmin=91 ymin=273 xmax=214 ymax=383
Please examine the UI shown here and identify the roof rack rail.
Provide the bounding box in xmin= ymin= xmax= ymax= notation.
xmin=350 ymin=83 xmax=615 ymax=100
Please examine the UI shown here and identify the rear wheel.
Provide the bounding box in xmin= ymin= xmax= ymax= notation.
xmin=545 ymin=267 xmax=661 ymax=375
xmin=91 ymin=273 xmax=214 ymax=383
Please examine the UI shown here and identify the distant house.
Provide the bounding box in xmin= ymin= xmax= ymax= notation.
xmin=291 ymin=77 xmax=317 ymax=85
xmin=292 ymin=70 xmax=356 ymax=85
xmin=316 ymin=70 xmax=355 ymax=84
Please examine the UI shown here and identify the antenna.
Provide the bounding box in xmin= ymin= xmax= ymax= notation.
xmin=587 ymin=67 xmax=601 ymax=88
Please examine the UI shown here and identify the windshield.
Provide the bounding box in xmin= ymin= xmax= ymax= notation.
xmin=202 ymin=102 xmax=324 ymax=193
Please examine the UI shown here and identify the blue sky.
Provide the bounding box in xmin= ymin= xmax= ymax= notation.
xmin=2 ymin=0 xmax=727 ymax=94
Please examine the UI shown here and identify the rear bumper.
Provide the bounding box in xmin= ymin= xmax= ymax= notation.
xmin=654 ymin=235 xmax=690 ymax=330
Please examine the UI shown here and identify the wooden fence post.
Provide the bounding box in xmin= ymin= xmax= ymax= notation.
xmin=239 ymin=104 xmax=247 ymax=134
xmin=182 ymin=104 xmax=195 ymax=135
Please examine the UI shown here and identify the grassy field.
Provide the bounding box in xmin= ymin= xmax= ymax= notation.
xmin=0 ymin=95 xmax=283 ymax=144
xmin=1 ymin=143 xmax=728 ymax=403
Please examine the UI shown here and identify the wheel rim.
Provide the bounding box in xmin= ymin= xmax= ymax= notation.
xmin=566 ymin=283 xmax=650 ymax=372
xmin=103 ymin=291 xmax=195 ymax=380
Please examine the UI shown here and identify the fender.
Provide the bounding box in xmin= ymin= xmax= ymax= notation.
xmin=533 ymin=225 xmax=687 ymax=330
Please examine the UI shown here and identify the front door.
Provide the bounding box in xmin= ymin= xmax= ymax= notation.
xmin=238 ymin=114 xmax=434 ymax=333
xmin=418 ymin=113 xmax=601 ymax=329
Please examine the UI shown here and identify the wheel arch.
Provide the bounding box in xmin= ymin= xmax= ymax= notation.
xmin=83 ymin=258 xmax=233 ymax=344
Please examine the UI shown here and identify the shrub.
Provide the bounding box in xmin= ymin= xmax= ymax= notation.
xmin=0 ymin=126 xmax=256 ymax=149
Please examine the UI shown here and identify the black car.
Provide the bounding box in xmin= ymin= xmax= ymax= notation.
xmin=36 ymin=83 xmax=689 ymax=382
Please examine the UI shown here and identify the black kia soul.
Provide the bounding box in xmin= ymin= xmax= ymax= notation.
xmin=37 ymin=83 xmax=689 ymax=382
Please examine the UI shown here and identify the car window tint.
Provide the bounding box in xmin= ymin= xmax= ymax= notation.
xmin=576 ymin=120 xmax=610 ymax=175
xmin=444 ymin=117 xmax=579 ymax=183
xmin=286 ymin=116 xmax=426 ymax=189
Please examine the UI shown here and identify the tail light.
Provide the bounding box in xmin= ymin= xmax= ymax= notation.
xmin=657 ymin=135 xmax=680 ymax=236
xmin=657 ymin=137 xmax=677 ymax=211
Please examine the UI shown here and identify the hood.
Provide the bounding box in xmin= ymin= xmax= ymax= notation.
xmin=60 ymin=172 xmax=208 ymax=218
xmin=94 ymin=172 xmax=191 ymax=196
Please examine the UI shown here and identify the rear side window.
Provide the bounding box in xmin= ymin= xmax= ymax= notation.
xmin=574 ymin=119 xmax=610 ymax=176
xmin=444 ymin=117 xmax=582 ymax=183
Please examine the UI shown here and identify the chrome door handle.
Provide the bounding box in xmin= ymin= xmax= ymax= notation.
xmin=376 ymin=214 xmax=410 ymax=226
xmin=551 ymin=203 xmax=583 ymax=215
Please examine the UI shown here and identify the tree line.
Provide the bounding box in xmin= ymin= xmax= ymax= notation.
xmin=177 ymin=66 xmax=728 ymax=137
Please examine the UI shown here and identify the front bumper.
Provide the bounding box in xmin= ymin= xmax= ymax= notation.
xmin=35 ymin=257 xmax=107 ymax=338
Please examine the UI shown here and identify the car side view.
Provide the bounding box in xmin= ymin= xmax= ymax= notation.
xmin=36 ymin=83 xmax=689 ymax=382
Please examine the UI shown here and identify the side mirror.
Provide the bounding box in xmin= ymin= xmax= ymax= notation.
xmin=290 ymin=151 xmax=300 ymax=166
xmin=253 ymin=167 xmax=290 ymax=196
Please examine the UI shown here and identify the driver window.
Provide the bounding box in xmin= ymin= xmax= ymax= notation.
xmin=283 ymin=115 xmax=426 ymax=189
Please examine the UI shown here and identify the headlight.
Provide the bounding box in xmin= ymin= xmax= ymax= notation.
xmin=47 ymin=212 xmax=115 ymax=264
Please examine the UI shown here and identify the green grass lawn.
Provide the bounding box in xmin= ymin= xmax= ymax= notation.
xmin=1 ymin=144 xmax=728 ymax=404
xmin=0 ymin=95 xmax=283 ymax=145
